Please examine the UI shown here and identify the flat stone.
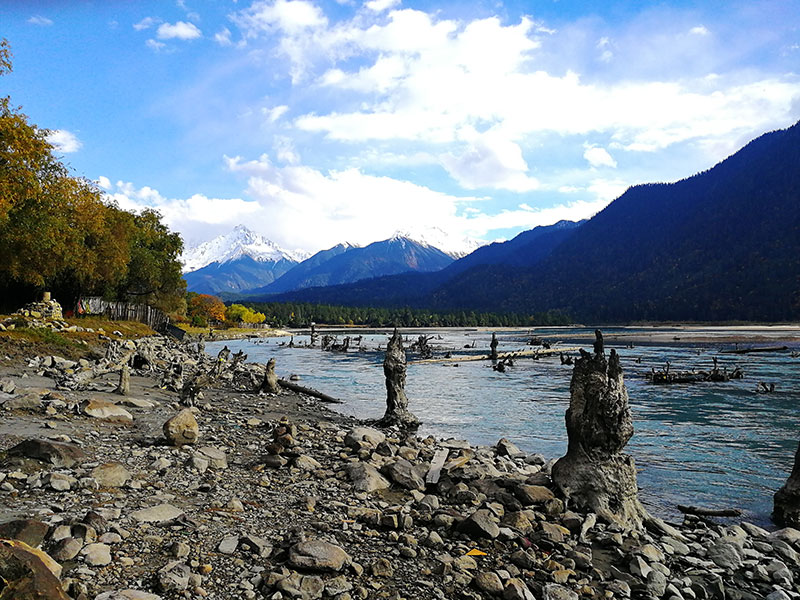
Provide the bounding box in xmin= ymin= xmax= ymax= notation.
xmin=288 ymin=539 xmax=350 ymax=572
xmin=48 ymin=473 xmax=76 ymax=491
xmin=217 ymin=535 xmax=239 ymax=554
xmin=197 ymin=446 xmax=227 ymax=469
xmin=708 ymin=539 xmax=743 ymax=571
xmin=82 ymin=399 xmax=133 ymax=423
xmin=7 ymin=438 xmax=86 ymax=468
xmin=119 ymin=398 xmax=157 ymax=409
xmin=130 ymin=504 xmax=185 ymax=524
xmin=92 ymin=462 xmax=131 ymax=488
xmin=294 ymin=455 xmax=322 ymax=471
xmin=504 ymin=578 xmax=535 ymax=600
xmin=496 ymin=438 xmax=525 ymax=458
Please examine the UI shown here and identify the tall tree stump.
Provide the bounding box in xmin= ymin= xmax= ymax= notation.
xmin=551 ymin=330 xmax=648 ymax=530
xmin=260 ymin=358 xmax=280 ymax=394
xmin=380 ymin=329 xmax=419 ymax=428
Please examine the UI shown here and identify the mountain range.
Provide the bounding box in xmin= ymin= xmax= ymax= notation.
xmin=264 ymin=120 xmax=800 ymax=322
xmin=181 ymin=226 xmax=477 ymax=297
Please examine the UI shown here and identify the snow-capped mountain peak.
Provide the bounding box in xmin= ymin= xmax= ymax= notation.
xmin=181 ymin=225 xmax=309 ymax=273
xmin=390 ymin=226 xmax=484 ymax=258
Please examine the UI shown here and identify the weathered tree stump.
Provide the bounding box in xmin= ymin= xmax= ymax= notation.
xmin=260 ymin=358 xmax=280 ymax=394
xmin=115 ymin=364 xmax=130 ymax=396
xmin=489 ymin=332 xmax=498 ymax=360
xmin=551 ymin=330 xmax=649 ymax=530
xmin=380 ymin=329 xmax=419 ymax=428
xmin=774 ymin=442 xmax=800 ymax=527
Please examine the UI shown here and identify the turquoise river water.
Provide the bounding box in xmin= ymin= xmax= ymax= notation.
xmin=208 ymin=326 xmax=800 ymax=527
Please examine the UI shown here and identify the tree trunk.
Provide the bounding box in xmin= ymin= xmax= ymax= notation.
xmin=380 ymin=329 xmax=419 ymax=428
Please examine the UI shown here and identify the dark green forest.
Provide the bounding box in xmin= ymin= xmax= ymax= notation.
xmin=244 ymin=301 xmax=571 ymax=328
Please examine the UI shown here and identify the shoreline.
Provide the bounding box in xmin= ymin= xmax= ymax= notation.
xmin=0 ymin=333 xmax=798 ymax=599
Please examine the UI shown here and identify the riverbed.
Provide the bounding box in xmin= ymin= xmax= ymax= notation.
xmin=208 ymin=326 xmax=800 ymax=526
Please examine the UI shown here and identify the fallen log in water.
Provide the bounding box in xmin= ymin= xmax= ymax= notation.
xmin=277 ymin=378 xmax=343 ymax=404
xmin=677 ymin=504 xmax=742 ymax=518
xmin=720 ymin=346 xmax=789 ymax=354
xmin=411 ymin=346 xmax=582 ymax=364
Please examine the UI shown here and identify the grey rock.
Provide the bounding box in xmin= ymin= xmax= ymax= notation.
xmin=458 ymin=509 xmax=500 ymax=540
xmin=543 ymin=584 xmax=579 ymax=600
xmin=343 ymin=426 xmax=385 ymax=450
xmin=707 ymin=539 xmax=743 ymax=570
xmin=647 ymin=570 xmax=668 ymax=597
xmin=345 ymin=462 xmax=390 ymax=493
xmin=51 ymin=537 xmax=83 ymax=561
xmin=94 ymin=591 xmax=163 ymax=600
xmin=81 ymin=542 xmax=112 ymax=566
xmin=503 ymin=578 xmax=535 ymax=600
xmin=91 ymin=462 xmax=131 ymax=488
xmin=382 ymin=458 xmax=425 ymax=491
xmin=218 ymin=535 xmax=239 ymax=554
xmin=288 ymin=539 xmax=350 ymax=572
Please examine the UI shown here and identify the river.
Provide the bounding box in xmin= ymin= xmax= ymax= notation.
xmin=208 ymin=326 xmax=800 ymax=526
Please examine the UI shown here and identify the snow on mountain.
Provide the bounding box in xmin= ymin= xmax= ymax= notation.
xmin=181 ymin=225 xmax=309 ymax=273
xmin=391 ymin=226 xmax=485 ymax=258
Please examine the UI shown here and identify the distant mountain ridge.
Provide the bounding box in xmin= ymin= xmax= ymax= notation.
xmin=261 ymin=220 xmax=584 ymax=305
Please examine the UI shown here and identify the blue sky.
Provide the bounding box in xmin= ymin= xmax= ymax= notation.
xmin=3 ymin=0 xmax=800 ymax=253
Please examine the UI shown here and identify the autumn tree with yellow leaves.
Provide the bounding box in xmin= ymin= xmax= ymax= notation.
xmin=0 ymin=39 xmax=186 ymax=314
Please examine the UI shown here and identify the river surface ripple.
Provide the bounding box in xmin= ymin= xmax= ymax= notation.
xmin=208 ymin=327 xmax=800 ymax=526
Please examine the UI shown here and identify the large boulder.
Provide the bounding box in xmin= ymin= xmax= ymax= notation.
xmin=551 ymin=331 xmax=648 ymax=530
xmin=0 ymin=539 xmax=70 ymax=599
xmin=774 ymin=441 xmax=800 ymax=527
xmin=6 ymin=439 xmax=86 ymax=468
xmin=82 ymin=399 xmax=133 ymax=424
xmin=163 ymin=409 xmax=199 ymax=446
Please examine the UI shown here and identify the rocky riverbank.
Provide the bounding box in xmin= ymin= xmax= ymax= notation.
xmin=0 ymin=334 xmax=798 ymax=600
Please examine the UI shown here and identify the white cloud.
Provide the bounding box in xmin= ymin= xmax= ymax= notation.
xmin=441 ymin=129 xmax=540 ymax=192
xmin=690 ymin=25 xmax=710 ymax=35
xmin=234 ymin=0 xmax=327 ymax=36
xmin=146 ymin=39 xmax=166 ymax=51
xmin=214 ymin=27 xmax=233 ymax=46
xmin=97 ymin=176 xmax=112 ymax=190
xmin=28 ymin=16 xmax=53 ymax=26
xmin=133 ymin=16 xmax=159 ymax=31
xmin=583 ymin=144 xmax=617 ymax=168
xmin=365 ymin=0 xmax=401 ymax=12
xmin=46 ymin=130 xmax=82 ymax=153
xmin=102 ymin=180 xmax=263 ymax=246
xmin=263 ymin=104 xmax=289 ymax=122
xmin=157 ymin=21 xmax=202 ymax=40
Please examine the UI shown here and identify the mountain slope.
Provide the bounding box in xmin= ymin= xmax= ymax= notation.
xmin=265 ymin=221 xmax=583 ymax=306
xmin=431 ymin=120 xmax=800 ymax=321
xmin=183 ymin=255 xmax=298 ymax=295
xmin=182 ymin=226 xmax=307 ymax=294
xmin=248 ymin=235 xmax=454 ymax=298
xmin=181 ymin=225 xmax=306 ymax=273
xmin=246 ymin=243 xmax=359 ymax=295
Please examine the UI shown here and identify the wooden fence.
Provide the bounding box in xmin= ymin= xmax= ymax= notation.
xmin=78 ymin=297 xmax=170 ymax=332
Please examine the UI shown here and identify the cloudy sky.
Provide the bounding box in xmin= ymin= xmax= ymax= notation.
xmin=4 ymin=0 xmax=800 ymax=253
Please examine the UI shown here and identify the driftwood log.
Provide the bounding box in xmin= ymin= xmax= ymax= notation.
xmin=277 ymin=379 xmax=342 ymax=404
xmin=677 ymin=505 xmax=742 ymax=518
